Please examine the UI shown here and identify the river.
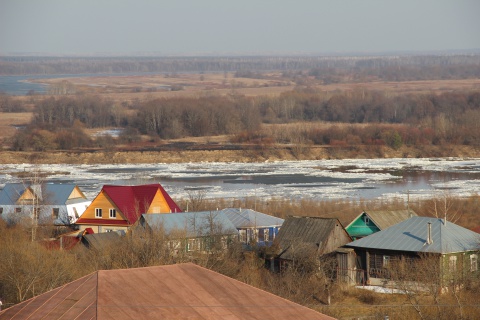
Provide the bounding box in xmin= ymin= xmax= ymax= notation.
xmin=1 ymin=158 xmax=480 ymax=203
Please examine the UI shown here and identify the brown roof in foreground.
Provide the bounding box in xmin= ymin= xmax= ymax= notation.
xmin=0 ymin=263 xmax=335 ymax=320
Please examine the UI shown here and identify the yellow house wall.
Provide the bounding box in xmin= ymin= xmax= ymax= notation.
xmin=17 ymin=188 xmax=34 ymax=202
xmin=70 ymin=186 xmax=87 ymax=200
xmin=81 ymin=191 xmax=127 ymax=222
xmin=146 ymin=190 xmax=174 ymax=213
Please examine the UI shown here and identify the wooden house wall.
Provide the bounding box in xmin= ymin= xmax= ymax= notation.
xmin=81 ymin=192 xmax=126 ymax=222
xmin=146 ymin=190 xmax=174 ymax=213
xmin=322 ymin=224 xmax=352 ymax=255
xmin=346 ymin=213 xmax=380 ymax=239
xmin=70 ymin=186 xmax=87 ymax=200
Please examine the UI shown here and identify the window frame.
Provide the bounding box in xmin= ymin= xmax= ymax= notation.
xmin=95 ymin=208 xmax=102 ymax=218
xmin=470 ymin=254 xmax=478 ymax=272
xmin=109 ymin=208 xmax=116 ymax=219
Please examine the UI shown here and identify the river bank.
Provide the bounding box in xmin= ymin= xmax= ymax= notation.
xmin=1 ymin=144 xmax=479 ymax=165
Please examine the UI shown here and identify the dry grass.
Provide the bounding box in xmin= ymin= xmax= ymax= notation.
xmin=0 ymin=112 xmax=33 ymax=142
xmin=26 ymin=71 xmax=480 ymax=103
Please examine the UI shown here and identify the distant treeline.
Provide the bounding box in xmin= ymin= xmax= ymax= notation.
xmin=2 ymin=55 xmax=480 ymax=81
xmin=5 ymin=88 xmax=480 ymax=151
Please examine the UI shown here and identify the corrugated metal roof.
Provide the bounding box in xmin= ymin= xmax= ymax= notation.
xmin=220 ymin=208 xmax=284 ymax=228
xmin=0 ymin=183 xmax=25 ymax=205
xmin=346 ymin=216 xmax=480 ymax=254
xmin=141 ymin=211 xmax=238 ymax=238
xmin=0 ymin=263 xmax=335 ymax=319
xmin=0 ymin=183 xmax=85 ymax=205
xmin=363 ymin=209 xmax=417 ymax=230
xmin=275 ymin=216 xmax=346 ymax=260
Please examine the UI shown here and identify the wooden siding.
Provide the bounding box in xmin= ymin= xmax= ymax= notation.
xmin=80 ymin=191 xmax=127 ymax=222
xmin=346 ymin=213 xmax=380 ymax=239
xmin=70 ymin=186 xmax=87 ymax=199
xmin=146 ymin=189 xmax=175 ymax=213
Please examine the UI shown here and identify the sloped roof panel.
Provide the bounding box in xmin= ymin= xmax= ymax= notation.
xmin=142 ymin=211 xmax=238 ymax=238
xmin=0 ymin=183 xmax=27 ymax=204
xmin=346 ymin=216 xmax=480 ymax=254
xmin=365 ymin=209 xmax=417 ymax=230
xmin=1 ymin=263 xmax=335 ymax=319
xmin=103 ymin=184 xmax=181 ymax=224
xmin=220 ymin=208 xmax=284 ymax=228
xmin=275 ymin=216 xmax=344 ymax=260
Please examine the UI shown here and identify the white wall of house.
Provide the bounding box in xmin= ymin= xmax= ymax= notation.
xmin=0 ymin=201 xmax=90 ymax=225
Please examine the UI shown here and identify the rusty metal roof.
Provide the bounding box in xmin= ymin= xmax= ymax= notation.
xmin=0 ymin=263 xmax=335 ymax=319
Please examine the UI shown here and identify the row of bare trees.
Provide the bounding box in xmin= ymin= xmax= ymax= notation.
xmin=2 ymin=54 xmax=479 ymax=78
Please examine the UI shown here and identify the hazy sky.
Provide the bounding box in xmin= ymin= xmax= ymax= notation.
xmin=1 ymin=0 xmax=479 ymax=55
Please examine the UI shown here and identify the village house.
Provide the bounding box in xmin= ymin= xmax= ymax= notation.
xmin=341 ymin=216 xmax=480 ymax=287
xmin=345 ymin=209 xmax=417 ymax=240
xmin=75 ymin=183 xmax=181 ymax=233
xmin=0 ymin=263 xmax=335 ymax=319
xmin=220 ymin=208 xmax=284 ymax=246
xmin=0 ymin=183 xmax=91 ymax=225
xmin=135 ymin=211 xmax=238 ymax=255
xmin=272 ymin=216 xmax=352 ymax=271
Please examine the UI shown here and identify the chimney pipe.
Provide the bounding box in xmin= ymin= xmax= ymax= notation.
xmin=426 ymin=222 xmax=433 ymax=245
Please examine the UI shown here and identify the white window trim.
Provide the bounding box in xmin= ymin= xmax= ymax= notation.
xmin=109 ymin=208 xmax=116 ymax=219
xmin=95 ymin=208 xmax=102 ymax=218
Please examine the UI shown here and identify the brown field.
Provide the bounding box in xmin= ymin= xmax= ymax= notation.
xmin=0 ymin=112 xmax=33 ymax=144
xmin=28 ymin=72 xmax=480 ymax=102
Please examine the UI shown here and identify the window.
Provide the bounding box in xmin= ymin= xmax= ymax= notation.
xmin=239 ymin=230 xmax=247 ymax=243
xmin=52 ymin=208 xmax=59 ymax=219
xmin=364 ymin=216 xmax=370 ymax=224
xmin=470 ymin=254 xmax=478 ymax=272
xmin=449 ymin=256 xmax=457 ymax=272
xmin=105 ymin=229 xmax=113 ymax=233
xmin=95 ymin=208 xmax=102 ymax=218
xmin=109 ymin=208 xmax=116 ymax=219
xmin=0 ymin=207 xmax=3 ymax=214
xmin=383 ymin=255 xmax=391 ymax=267
xmin=15 ymin=207 xmax=22 ymax=213
xmin=264 ymin=228 xmax=269 ymax=242
xmin=187 ymin=239 xmax=198 ymax=252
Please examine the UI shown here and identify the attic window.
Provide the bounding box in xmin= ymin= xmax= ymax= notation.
xmin=364 ymin=216 xmax=370 ymax=224
xmin=109 ymin=209 xmax=117 ymax=219
xmin=95 ymin=208 xmax=102 ymax=218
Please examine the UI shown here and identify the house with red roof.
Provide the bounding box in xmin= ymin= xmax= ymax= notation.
xmin=75 ymin=184 xmax=181 ymax=233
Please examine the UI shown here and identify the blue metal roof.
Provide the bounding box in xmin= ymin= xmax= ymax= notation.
xmin=0 ymin=183 xmax=86 ymax=205
xmin=141 ymin=211 xmax=238 ymax=238
xmin=220 ymin=208 xmax=284 ymax=229
xmin=346 ymin=216 xmax=480 ymax=254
